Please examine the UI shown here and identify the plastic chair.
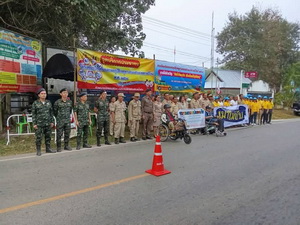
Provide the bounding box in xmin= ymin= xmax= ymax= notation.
xmin=16 ymin=115 xmax=31 ymax=133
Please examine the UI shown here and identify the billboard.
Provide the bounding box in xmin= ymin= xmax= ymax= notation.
xmin=154 ymin=60 xmax=205 ymax=93
xmin=77 ymin=49 xmax=154 ymax=92
xmin=0 ymin=29 xmax=42 ymax=93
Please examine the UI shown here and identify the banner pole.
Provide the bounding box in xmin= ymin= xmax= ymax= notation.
xmin=73 ymin=38 xmax=77 ymax=104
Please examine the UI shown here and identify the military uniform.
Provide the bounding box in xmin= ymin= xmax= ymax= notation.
xmin=141 ymin=95 xmax=154 ymax=139
xmin=111 ymin=98 xmax=127 ymax=144
xmin=190 ymin=98 xmax=201 ymax=109
xmin=161 ymin=99 xmax=172 ymax=110
xmin=109 ymin=102 xmax=115 ymax=136
xmin=74 ymin=100 xmax=90 ymax=149
xmin=32 ymin=99 xmax=54 ymax=154
xmin=128 ymin=97 xmax=141 ymax=141
xmin=95 ymin=98 xmax=110 ymax=146
xmin=171 ymin=102 xmax=180 ymax=118
xmin=53 ymin=99 xmax=73 ymax=151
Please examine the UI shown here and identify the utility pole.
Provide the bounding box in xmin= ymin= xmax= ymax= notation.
xmin=210 ymin=12 xmax=215 ymax=92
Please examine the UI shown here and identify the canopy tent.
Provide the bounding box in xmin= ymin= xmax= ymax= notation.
xmin=42 ymin=53 xmax=74 ymax=81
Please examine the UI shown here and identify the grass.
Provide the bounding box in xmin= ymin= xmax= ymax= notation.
xmin=0 ymin=109 xmax=299 ymax=157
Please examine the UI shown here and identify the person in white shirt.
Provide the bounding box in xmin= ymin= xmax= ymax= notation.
xmin=230 ymin=96 xmax=238 ymax=106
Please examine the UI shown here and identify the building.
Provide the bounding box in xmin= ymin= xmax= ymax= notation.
xmin=205 ymin=70 xmax=251 ymax=96
xmin=247 ymin=80 xmax=274 ymax=98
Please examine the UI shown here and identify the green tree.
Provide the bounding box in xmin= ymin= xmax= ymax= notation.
xmin=0 ymin=0 xmax=155 ymax=57
xmin=216 ymin=7 xmax=300 ymax=92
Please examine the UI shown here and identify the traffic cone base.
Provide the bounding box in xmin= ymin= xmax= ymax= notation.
xmin=145 ymin=169 xmax=171 ymax=176
xmin=145 ymin=135 xmax=171 ymax=176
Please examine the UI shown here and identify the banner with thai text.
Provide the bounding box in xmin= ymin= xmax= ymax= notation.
xmin=155 ymin=60 xmax=205 ymax=92
xmin=178 ymin=108 xmax=206 ymax=129
xmin=213 ymin=105 xmax=249 ymax=127
xmin=77 ymin=49 xmax=154 ymax=92
xmin=0 ymin=29 xmax=42 ymax=93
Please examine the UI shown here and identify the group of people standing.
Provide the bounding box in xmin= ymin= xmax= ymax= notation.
xmin=31 ymin=87 xmax=274 ymax=156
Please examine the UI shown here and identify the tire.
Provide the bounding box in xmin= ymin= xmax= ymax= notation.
xmin=158 ymin=124 xmax=169 ymax=142
xmin=169 ymin=133 xmax=178 ymax=140
xmin=183 ymin=134 xmax=192 ymax=144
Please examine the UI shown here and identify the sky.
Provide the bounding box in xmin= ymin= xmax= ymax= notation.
xmin=138 ymin=0 xmax=300 ymax=68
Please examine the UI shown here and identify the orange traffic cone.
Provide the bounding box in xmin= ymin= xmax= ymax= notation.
xmin=146 ymin=136 xmax=171 ymax=176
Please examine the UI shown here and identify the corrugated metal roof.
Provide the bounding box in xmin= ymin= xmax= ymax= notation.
xmin=206 ymin=70 xmax=251 ymax=88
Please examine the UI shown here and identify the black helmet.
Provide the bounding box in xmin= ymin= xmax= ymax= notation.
xmin=164 ymin=104 xmax=171 ymax=109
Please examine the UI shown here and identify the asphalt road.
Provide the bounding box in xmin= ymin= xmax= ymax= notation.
xmin=1 ymin=119 xmax=300 ymax=225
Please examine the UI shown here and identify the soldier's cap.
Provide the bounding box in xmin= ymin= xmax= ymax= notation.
xmin=36 ymin=88 xmax=46 ymax=95
xmin=145 ymin=88 xmax=152 ymax=93
xmin=78 ymin=92 xmax=87 ymax=98
xmin=118 ymin=93 xmax=125 ymax=97
xmin=134 ymin=93 xmax=140 ymax=97
xmin=60 ymin=88 xmax=68 ymax=93
xmin=99 ymin=90 xmax=106 ymax=95
xmin=206 ymin=105 xmax=212 ymax=109
xmin=192 ymin=92 xmax=199 ymax=96
xmin=263 ymin=96 xmax=268 ymax=99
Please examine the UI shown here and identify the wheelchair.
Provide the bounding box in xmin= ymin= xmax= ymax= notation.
xmin=158 ymin=118 xmax=192 ymax=144
xmin=205 ymin=118 xmax=227 ymax=137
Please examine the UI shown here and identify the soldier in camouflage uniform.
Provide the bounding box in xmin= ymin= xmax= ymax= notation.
xmin=94 ymin=91 xmax=111 ymax=146
xmin=53 ymin=88 xmax=73 ymax=152
xmin=32 ymin=88 xmax=55 ymax=156
xmin=74 ymin=92 xmax=92 ymax=150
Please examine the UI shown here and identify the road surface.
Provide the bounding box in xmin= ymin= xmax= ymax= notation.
xmin=1 ymin=119 xmax=300 ymax=225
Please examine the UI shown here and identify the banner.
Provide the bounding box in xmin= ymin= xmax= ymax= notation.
xmin=155 ymin=60 xmax=205 ymax=92
xmin=0 ymin=29 xmax=42 ymax=93
xmin=178 ymin=108 xmax=206 ymax=129
xmin=213 ymin=105 xmax=249 ymax=127
xmin=77 ymin=49 xmax=154 ymax=92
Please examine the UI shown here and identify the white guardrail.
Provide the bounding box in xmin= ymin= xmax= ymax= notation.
xmin=6 ymin=114 xmax=57 ymax=145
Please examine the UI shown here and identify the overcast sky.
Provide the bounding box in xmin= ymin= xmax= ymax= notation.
xmin=139 ymin=0 xmax=299 ymax=68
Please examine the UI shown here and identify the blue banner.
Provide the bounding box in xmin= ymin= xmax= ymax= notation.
xmin=154 ymin=60 xmax=205 ymax=92
xmin=213 ymin=105 xmax=249 ymax=127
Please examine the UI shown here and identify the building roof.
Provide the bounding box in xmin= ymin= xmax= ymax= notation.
xmin=205 ymin=69 xmax=252 ymax=89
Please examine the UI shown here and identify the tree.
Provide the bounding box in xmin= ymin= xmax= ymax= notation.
xmin=216 ymin=7 xmax=300 ymax=92
xmin=0 ymin=0 xmax=155 ymax=57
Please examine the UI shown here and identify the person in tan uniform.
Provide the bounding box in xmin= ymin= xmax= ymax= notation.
xmin=141 ymin=89 xmax=154 ymax=140
xmin=111 ymin=93 xmax=127 ymax=144
xmin=201 ymin=93 xmax=211 ymax=109
xmin=153 ymin=95 xmax=163 ymax=137
xmin=171 ymin=96 xmax=180 ymax=118
xmin=109 ymin=96 xmax=116 ymax=136
xmin=190 ymin=92 xmax=201 ymax=109
xmin=161 ymin=93 xmax=172 ymax=110
xmin=128 ymin=93 xmax=141 ymax=142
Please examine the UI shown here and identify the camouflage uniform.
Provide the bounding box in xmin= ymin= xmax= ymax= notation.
xmin=74 ymin=101 xmax=90 ymax=148
xmin=53 ymin=99 xmax=73 ymax=150
xmin=95 ymin=98 xmax=110 ymax=145
xmin=31 ymin=99 xmax=54 ymax=151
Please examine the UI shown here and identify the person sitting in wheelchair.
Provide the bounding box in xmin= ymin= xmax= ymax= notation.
xmin=161 ymin=104 xmax=184 ymax=134
xmin=205 ymin=105 xmax=226 ymax=135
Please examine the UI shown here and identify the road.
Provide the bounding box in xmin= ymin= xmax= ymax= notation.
xmin=1 ymin=119 xmax=300 ymax=225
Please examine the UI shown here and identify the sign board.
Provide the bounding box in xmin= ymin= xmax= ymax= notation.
xmin=0 ymin=29 xmax=42 ymax=93
xmin=155 ymin=60 xmax=205 ymax=92
xmin=213 ymin=105 xmax=249 ymax=127
xmin=245 ymin=71 xmax=258 ymax=78
xmin=77 ymin=48 xmax=154 ymax=92
xmin=178 ymin=108 xmax=206 ymax=129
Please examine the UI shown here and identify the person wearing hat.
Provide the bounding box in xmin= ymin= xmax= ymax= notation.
xmin=161 ymin=93 xmax=172 ymax=110
xmin=128 ymin=93 xmax=142 ymax=142
xmin=32 ymin=88 xmax=55 ymax=156
xmin=205 ymin=105 xmax=226 ymax=135
xmin=111 ymin=93 xmax=127 ymax=144
xmin=212 ymin=96 xmax=220 ymax=107
xmin=141 ymin=89 xmax=154 ymax=140
xmin=53 ymin=88 xmax=73 ymax=152
xmin=74 ymin=93 xmax=92 ymax=150
xmin=266 ymin=97 xmax=274 ymax=124
xmin=223 ymin=97 xmax=231 ymax=107
xmin=249 ymin=97 xmax=260 ymax=125
xmin=257 ymin=95 xmax=263 ymax=125
xmin=260 ymin=96 xmax=269 ymax=125
xmin=94 ymin=91 xmax=111 ymax=146
xmin=109 ymin=96 xmax=116 ymax=136
xmin=161 ymin=104 xmax=183 ymax=133
xmin=171 ymin=96 xmax=180 ymax=118
xmin=153 ymin=95 xmax=163 ymax=137
xmin=201 ymin=93 xmax=212 ymax=109
xmin=190 ymin=92 xmax=201 ymax=109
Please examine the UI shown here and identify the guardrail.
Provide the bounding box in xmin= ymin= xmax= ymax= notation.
xmin=6 ymin=114 xmax=57 ymax=145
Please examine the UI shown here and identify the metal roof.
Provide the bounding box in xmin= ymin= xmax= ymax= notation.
xmin=205 ymin=70 xmax=252 ymax=88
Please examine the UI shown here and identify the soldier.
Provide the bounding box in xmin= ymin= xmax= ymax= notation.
xmin=74 ymin=92 xmax=92 ymax=150
xmin=111 ymin=93 xmax=127 ymax=144
xmin=53 ymin=88 xmax=73 ymax=152
xmin=128 ymin=93 xmax=142 ymax=142
xmin=190 ymin=92 xmax=201 ymax=109
xmin=94 ymin=91 xmax=111 ymax=146
xmin=161 ymin=93 xmax=172 ymax=109
xmin=109 ymin=96 xmax=116 ymax=136
xmin=171 ymin=96 xmax=180 ymax=118
xmin=32 ymin=88 xmax=55 ymax=156
xmin=141 ymin=89 xmax=154 ymax=140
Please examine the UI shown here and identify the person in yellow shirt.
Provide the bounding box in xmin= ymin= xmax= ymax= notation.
xmin=261 ymin=96 xmax=270 ymax=125
xmin=250 ymin=97 xmax=260 ymax=125
xmin=212 ymin=96 xmax=221 ymax=107
xmin=267 ymin=97 xmax=274 ymax=124
xmin=242 ymin=96 xmax=248 ymax=105
xmin=223 ymin=97 xmax=231 ymax=107
xmin=257 ymin=95 xmax=263 ymax=125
